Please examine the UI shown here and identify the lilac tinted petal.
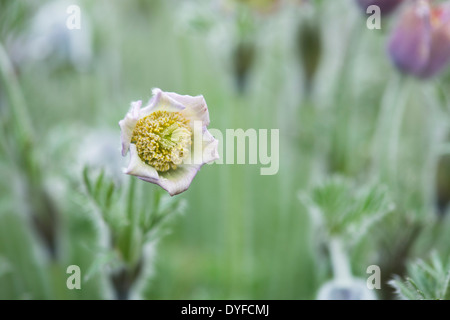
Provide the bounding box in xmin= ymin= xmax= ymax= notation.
xmin=388 ymin=1 xmax=432 ymax=77
xmin=165 ymin=92 xmax=210 ymax=127
xmin=119 ymin=100 xmax=142 ymax=156
xmin=124 ymin=144 xmax=160 ymax=181
xmin=140 ymin=88 xmax=185 ymax=117
xmin=419 ymin=7 xmax=450 ymax=78
xmin=142 ymin=164 xmax=201 ymax=196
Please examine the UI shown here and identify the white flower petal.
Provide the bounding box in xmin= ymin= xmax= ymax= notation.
xmin=184 ymin=126 xmax=220 ymax=166
xmin=140 ymin=88 xmax=185 ymax=117
xmin=202 ymin=129 xmax=220 ymax=164
xmin=165 ymin=91 xmax=210 ymax=126
xmin=119 ymin=100 xmax=142 ymax=156
xmin=141 ymin=164 xmax=201 ymax=196
xmin=124 ymin=144 xmax=159 ymax=181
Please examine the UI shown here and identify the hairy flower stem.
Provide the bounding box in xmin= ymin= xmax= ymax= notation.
xmin=387 ymin=80 xmax=410 ymax=188
xmin=0 ymin=42 xmax=58 ymax=259
xmin=126 ymin=177 xmax=141 ymax=266
xmin=0 ymin=42 xmax=33 ymax=155
xmin=329 ymin=237 xmax=352 ymax=283
xmin=111 ymin=177 xmax=144 ymax=299
xmin=421 ymin=82 xmax=450 ymax=216
xmin=371 ymin=74 xmax=410 ymax=187
xmin=329 ymin=16 xmax=364 ymax=174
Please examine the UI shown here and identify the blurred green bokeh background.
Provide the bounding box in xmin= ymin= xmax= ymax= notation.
xmin=1 ymin=0 xmax=450 ymax=300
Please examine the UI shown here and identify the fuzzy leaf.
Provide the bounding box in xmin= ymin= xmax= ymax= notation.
xmin=390 ymin=252 xmax=450 ymax=300
xmin=84 ymin=250 xmax=119 ymax=282
xmin=302 ymin=176 xmax=394 ymax=242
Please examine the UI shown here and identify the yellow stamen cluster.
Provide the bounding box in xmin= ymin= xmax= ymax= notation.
xmin=131 ymin=111 xmax=192 ymax=172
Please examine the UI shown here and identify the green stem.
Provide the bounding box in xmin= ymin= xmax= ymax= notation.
xmin=121 ymin=176 xmax=139 ymax=266
xmin=421 ymin=82 xmax=448 ymax=213
xmin=0 ymin=116 xmax=10 ymax=157
xmin=371 ymin=74 xmax=410 ymax=186
xmin=127 ymin=176 xmax=136 ymax=222
xmin=330 ymin=15 xmax=364 ymax=174
xmin=0 ymin=41 xmax=59 ymax=259
xmin=0 ymin=41 xmax=34 ymax=162
xmin=371 ymin=74 xmax=401 ymax=173
xmin=113 ymin=177 xmax=141 ymax=299
xmin=387 ymin=81 xmax=410 ymax=185
xmin=329 ymin=237 xmax=352 ymax=282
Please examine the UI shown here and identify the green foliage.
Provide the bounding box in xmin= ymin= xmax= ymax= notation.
xmin=0 ymin=1 xmax=33 ymax=40
xmin=82 ymin=166 xmax=186 ymax=265
xmin=79 ymin=165 xmax=187 ymax=298
xmin=0 ymin=0 xmax=450 ymax=300
xmin=390 ymin=252 xmax=450 ymax=300
xmin=302 ymin=176 xmax=395 ymax=243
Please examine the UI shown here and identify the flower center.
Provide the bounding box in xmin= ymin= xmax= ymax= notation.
xmin=131 ymin=111 xmax=192 ymax=172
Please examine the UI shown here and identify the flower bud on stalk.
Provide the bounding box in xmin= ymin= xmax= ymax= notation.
xmin=388 ymin=0 xmax=450 ymax=79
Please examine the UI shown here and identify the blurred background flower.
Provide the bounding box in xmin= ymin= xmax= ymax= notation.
xmin=6 ymin=0 xmax=93 ymax=73
xmin=317 ymin=278 xmax=376 ymax=300
xmin=388 ymin=0 xmax=450 ymax=78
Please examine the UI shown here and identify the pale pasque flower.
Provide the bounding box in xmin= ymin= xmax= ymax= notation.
xmin=119 ymin=88 xmax=219 ymax=196
xmin=388 ymin=0 xmax=450 ymax=79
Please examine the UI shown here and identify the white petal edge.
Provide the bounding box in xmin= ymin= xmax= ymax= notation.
xmin=141 ymin=164 xmax=201 ymax=196
xmin=140 ymin=88 xmax=186 ymax=118
xmin=166 ymin=91 xmax=210 ymax=127
xmin=184 ymin=126 xmax=220 ymax=166
xmin=124 ymin=144 xmax=159 ymax=181
xmin=201 ymin=129 xmax=220 ymax=164
xmin=119 ymin=100 xmax=142 ymax=156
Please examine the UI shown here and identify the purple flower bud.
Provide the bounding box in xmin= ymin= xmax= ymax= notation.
xmin=356 ymin=0 xmax=404 ymax=15
xmin=388 ymin=0 xmax=450 ymax=79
